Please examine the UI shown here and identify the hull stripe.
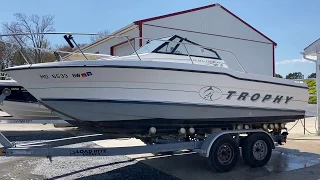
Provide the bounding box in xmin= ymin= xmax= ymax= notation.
xmin=41 ymin=98 xmax=306 ymax=114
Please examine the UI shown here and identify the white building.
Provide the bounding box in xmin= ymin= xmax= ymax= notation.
xmin=302 ymin=38 xmax=320 ymax=134
xmin=78 ymin=3 xmax=277 ymax=76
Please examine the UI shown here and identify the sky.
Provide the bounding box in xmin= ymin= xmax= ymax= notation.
xmin=0 ymin=0 xmax=319 ymax=77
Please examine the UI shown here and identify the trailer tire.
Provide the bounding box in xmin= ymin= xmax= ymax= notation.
xmin=242 ymin=133 xmax=272 ymax=167
xmin=207 ymin=134 xmax=239 ymax=172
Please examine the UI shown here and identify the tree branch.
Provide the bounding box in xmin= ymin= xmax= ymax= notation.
xmin=2 ymin=13 xmax=55 ymax=63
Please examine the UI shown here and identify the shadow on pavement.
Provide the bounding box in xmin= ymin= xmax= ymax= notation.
xmin=46 ymin=147 xmax=320 ymax=180
xmin=1 ymin=130 xmax=74 ymax=142
xmin=63 ymin=161 xmax=180 ymax=180
xmin=76 ymin=147 xmax=320 ymax=180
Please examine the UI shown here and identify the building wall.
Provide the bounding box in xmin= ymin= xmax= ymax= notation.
xmin=140 ymin=5 xmax=274 ymax=76
xmin=145 ymin=6 xmax=271 ymax=44
xmin=83 ymin=26 xmax=139 ymax=55
xmin=80 ymin=5 xmax=274 ymax=76
xmin=142 ymin=25 xmax=273 ymax=75
xmin=111 ymin=39 xmax=136 ymax=56
xmin=304 ymin=38 xmax=320 ymax=56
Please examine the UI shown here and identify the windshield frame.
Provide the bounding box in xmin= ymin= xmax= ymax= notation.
xmin=152 ymin=35 xmax=222 ymax=60
xmin=134 ymin=35 xmax=173 ymax=55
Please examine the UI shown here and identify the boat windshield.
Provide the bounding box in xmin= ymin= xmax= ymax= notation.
xmin=135 ymin=36 xmax=172 ymax=54
xmin=135 ymin=35 xmax=221 ymax=60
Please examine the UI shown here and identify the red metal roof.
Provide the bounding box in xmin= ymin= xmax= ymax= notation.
xmin=134 ymin=3 xmax=277 ymax=46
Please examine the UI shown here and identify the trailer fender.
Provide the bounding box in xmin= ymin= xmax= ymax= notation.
xmin=199 ymin=129 xmax=275 ymax=157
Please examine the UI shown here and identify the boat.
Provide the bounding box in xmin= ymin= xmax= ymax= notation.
xmin=0 ymin=79 xmax=58 ymax=120
xmin=3 ymin=34 xmax=309 ymax=138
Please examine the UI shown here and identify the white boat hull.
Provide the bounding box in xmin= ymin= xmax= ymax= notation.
xmin=0 ymin=100 xmax=58 ymax=120
xmin=4 ymin=60 xmax=309 ymax=134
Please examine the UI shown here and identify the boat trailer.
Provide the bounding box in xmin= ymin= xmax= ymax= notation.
xmin=0 ymin=87 xmax=289 ymax=172
xmin=0 ymin=129 xmax=287 ymax=172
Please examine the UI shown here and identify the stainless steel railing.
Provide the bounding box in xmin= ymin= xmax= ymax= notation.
xmin=0 ymin=32 xmax=246 ymax=73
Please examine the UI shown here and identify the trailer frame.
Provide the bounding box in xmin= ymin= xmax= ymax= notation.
xmin=0 ymin=129 xmax=285 ymax=172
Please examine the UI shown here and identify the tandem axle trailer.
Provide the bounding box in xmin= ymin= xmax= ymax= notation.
xmin=0 ymin=129 xmax=287 ymax=172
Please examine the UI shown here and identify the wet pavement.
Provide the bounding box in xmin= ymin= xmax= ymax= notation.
xmin=0 ymin=124 xmax=320 ymax=180
xmin=119 ymin=146 xmax=320 ymax=180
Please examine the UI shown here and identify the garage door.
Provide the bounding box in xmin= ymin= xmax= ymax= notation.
xmin=111 ymin=39 xmax=136 ymax=56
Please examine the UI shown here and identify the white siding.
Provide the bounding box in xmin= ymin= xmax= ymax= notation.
xmin=78 ymin=4 xmax=274 ymax=76
xmin=113 ymin=39 xmax=136 ymax=56
xmin=304 ymin=38 xmax=320 ymax=56
xmin=142 ymin=25 xmax=273 ymax=76
xmin=83 ymin=27 xmax=139 ymax=55
xmin=145 ymin=5 xmax=271 ymax=44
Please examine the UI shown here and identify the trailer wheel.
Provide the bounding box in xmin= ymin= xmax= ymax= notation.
xmin=242 ymin=133 xmax=272 ymax=167
xmin=207 ymin=134 xmax=239 ymax=172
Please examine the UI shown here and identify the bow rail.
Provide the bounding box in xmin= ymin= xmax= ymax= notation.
xmin=0 ymin=32 xmax=246 ymax=73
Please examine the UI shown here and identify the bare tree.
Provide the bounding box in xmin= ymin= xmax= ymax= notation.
xmin=2 ymin=13 xmax=55 ymax=64
xmin=0 ymin=38 xmax=21 ymax=67
xmin=54 ymin=44 xmax=75 ymax=58
xmin=90 ymin=30 xmax=110 ymax=42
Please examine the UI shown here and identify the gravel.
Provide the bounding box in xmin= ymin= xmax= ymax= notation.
xmin=0 ymin=130 xmax=180 ymax=180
